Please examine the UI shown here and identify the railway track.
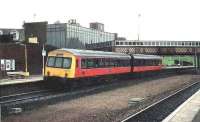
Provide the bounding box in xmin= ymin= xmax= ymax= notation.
xmin=0 ymin=89 xmax=62 ymax=105
xmin=1 ymin=71 xmax=175 ymax=117
xmin=0 ymin=70 xmax=196 ymax=118
xmin=121 ymin=81 xmax=200 ymax=122
xmin=0 ymin=71 xmax=170 ymax=104
xmin=0 ymin=81 xmax=124 ymax=117
xmin=0 ymin=71 xmax=179 ymax=106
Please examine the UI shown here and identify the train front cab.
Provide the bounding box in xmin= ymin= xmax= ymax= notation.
xmin=44 ymin=50 xmax=77 ymax=81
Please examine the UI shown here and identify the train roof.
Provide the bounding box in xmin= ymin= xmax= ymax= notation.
xmin=131 ymin=54 xmax=162 ymax=60
xmin=57 ymin=48 xmax=131 ymax=58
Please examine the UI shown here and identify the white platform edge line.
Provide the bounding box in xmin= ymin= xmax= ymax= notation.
xmin=162 ymin=89 xmax=200 ymax=122
xmin=0 ymin=78 xmax=43 ymax=86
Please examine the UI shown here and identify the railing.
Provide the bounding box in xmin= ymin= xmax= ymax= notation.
xmin=115 ymin=40 xmax=200 ymax=47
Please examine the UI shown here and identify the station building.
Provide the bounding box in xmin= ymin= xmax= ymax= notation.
xmin=0 ymin=28 xmax=24 ymax=42
xmin=46 ymin=20 xmax=117 ymax=49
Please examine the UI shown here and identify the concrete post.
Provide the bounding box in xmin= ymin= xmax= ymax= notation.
xmin=197 ymin=54 xmax=200 ymax=68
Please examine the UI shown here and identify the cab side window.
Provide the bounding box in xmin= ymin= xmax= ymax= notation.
xmin=63 ymin=58 xmax=72 ymax=69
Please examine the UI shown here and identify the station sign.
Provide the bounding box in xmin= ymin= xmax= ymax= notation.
xmin=6 ymin=60 xmax=11 ymax=71
xmin=0 ymin=59 xmax=5 ymax=71
xmin=11 ymin=60 xmax=15 ymax=70
xmin=28 ymin=37 xmax=38 ymax=44
xmin=0 ymin=59 xmax=15 ymax=71
xmin=42 ymin=50 xmax=46 ymax=56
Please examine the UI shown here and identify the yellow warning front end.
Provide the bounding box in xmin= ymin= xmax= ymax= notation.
xmin=45 ymin=50 xmax=76 ymax=79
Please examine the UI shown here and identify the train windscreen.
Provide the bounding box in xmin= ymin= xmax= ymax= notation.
xmin=47 ymin=56 xmax=72 ymax=69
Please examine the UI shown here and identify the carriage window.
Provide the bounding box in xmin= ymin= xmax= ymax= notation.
xmin=150 ymin=60 xmax=153 ymax=66
xmin=113 ymin=59 xmax=118 ymax=67
xmin=121 ymin=59 xmax=126 ymax=66
xmin=127 ymin=59 xmax=131 ymax=66
xmin=55 ymin=57 xmax=63 ymax=68
xmin=139 ymin=59 xmax=144 ymax=66
xmin=110 ymin=59 xmax=115 ymax=67
xmin=144 ymin=60 xmax=147 ymax=66
xmin=104 ymin=58 xmax=110 ymax=67
xmin=87 ymin=59 xmax=94 ymax=68
xmin=81 ymin=59 xmax=87 ymax=68
xmin=149 ymin=60 xmax=152 ymax=66
xmin=93 ymin=59 xmax=99 ymax=68
xmin=81 ymin=58 xmax=100 ymax=68
xmin=151 ymin=60 xmax=155 ymax=65
xmin=63 ymin=58 xmax=72 ymax=69
xmin=47 ymin=57 xmax=55 ymax=67
xmin=115 ymin=59 xmax=119 ymax=66
xmin=99 ymin=58 xmax=105 ymax=67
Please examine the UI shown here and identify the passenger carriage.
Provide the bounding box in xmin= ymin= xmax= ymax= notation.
xmin=131 ymin=54 xmax=162 ymax=72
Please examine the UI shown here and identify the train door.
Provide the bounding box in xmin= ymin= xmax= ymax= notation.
xmin=131 ymin=56 xmax=134 ymax=72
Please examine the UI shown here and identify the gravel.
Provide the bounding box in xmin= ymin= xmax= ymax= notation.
xmin=3 ymin=74 xmax=200 ymax=122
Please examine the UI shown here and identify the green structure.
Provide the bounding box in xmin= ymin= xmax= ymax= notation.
xmin=162 ymin=55 xmax=194 ymax=66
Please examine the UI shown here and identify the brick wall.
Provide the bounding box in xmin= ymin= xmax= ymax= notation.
xmin=0 ymin=43 xmax=43 ymax=78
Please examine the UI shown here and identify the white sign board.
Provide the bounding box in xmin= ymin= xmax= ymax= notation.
xmin=28 ymin=37 xmax=38 ymax=44
xmin=42 ymin=50 xmax=46 ymax=56
xmin=6 ymin=60 xmax=11 ymax=71
xmin=1 ymin=59 xmax=6 ymax=71
xmin=11 ymin=59 xmax=15 ymax=70
xmin=0 ymin=59 xmax=15 ymax=71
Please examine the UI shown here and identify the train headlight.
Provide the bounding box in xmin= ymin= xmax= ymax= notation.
xmin=65 ymin=73 xmax=68 ymax=77
xmin=47 ymin=71 xmax=50 ymax=76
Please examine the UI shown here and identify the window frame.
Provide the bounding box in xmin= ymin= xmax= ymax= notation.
xmin=54 ymin=57 xmax=63 ymax=68
xmin=63 ymin=57 xmax=72 ymax=69
xmin=47 ymin=56 xmax=72 ymax=69
xmin=47 ymin=56 xmax=55 ymax=67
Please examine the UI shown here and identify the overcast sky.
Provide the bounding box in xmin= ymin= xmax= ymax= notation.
xmin=1 ymin=0 xmax=200 ymax=41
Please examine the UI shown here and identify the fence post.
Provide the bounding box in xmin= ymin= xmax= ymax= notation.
xmin=0 ymin=104 xmax=1 ymax=122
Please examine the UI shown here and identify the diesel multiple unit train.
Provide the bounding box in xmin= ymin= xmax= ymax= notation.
xmin=44 ymin=48 xmax=163 ymax=81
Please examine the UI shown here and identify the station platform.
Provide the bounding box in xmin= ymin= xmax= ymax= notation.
xmin=163 ymin=66 xmax=195 ymax=69
xmin=0 ymin=75 xmax=43 ymax=86
xmin=163 ymin=89 xmax=200 ymax=122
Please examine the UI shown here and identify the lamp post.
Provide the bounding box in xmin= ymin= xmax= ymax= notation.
xmin=194 ymin=47 xmax=197 ymax=73
xmin=42 ymin=44 xmax=46 ymax=76
xmin=24 ymin=44 xmax=28 ymax=73
xmin=20 ymin=43 xmax=29 ymax=77
xmin=137 ymin=13 xmax=141 ymax=41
